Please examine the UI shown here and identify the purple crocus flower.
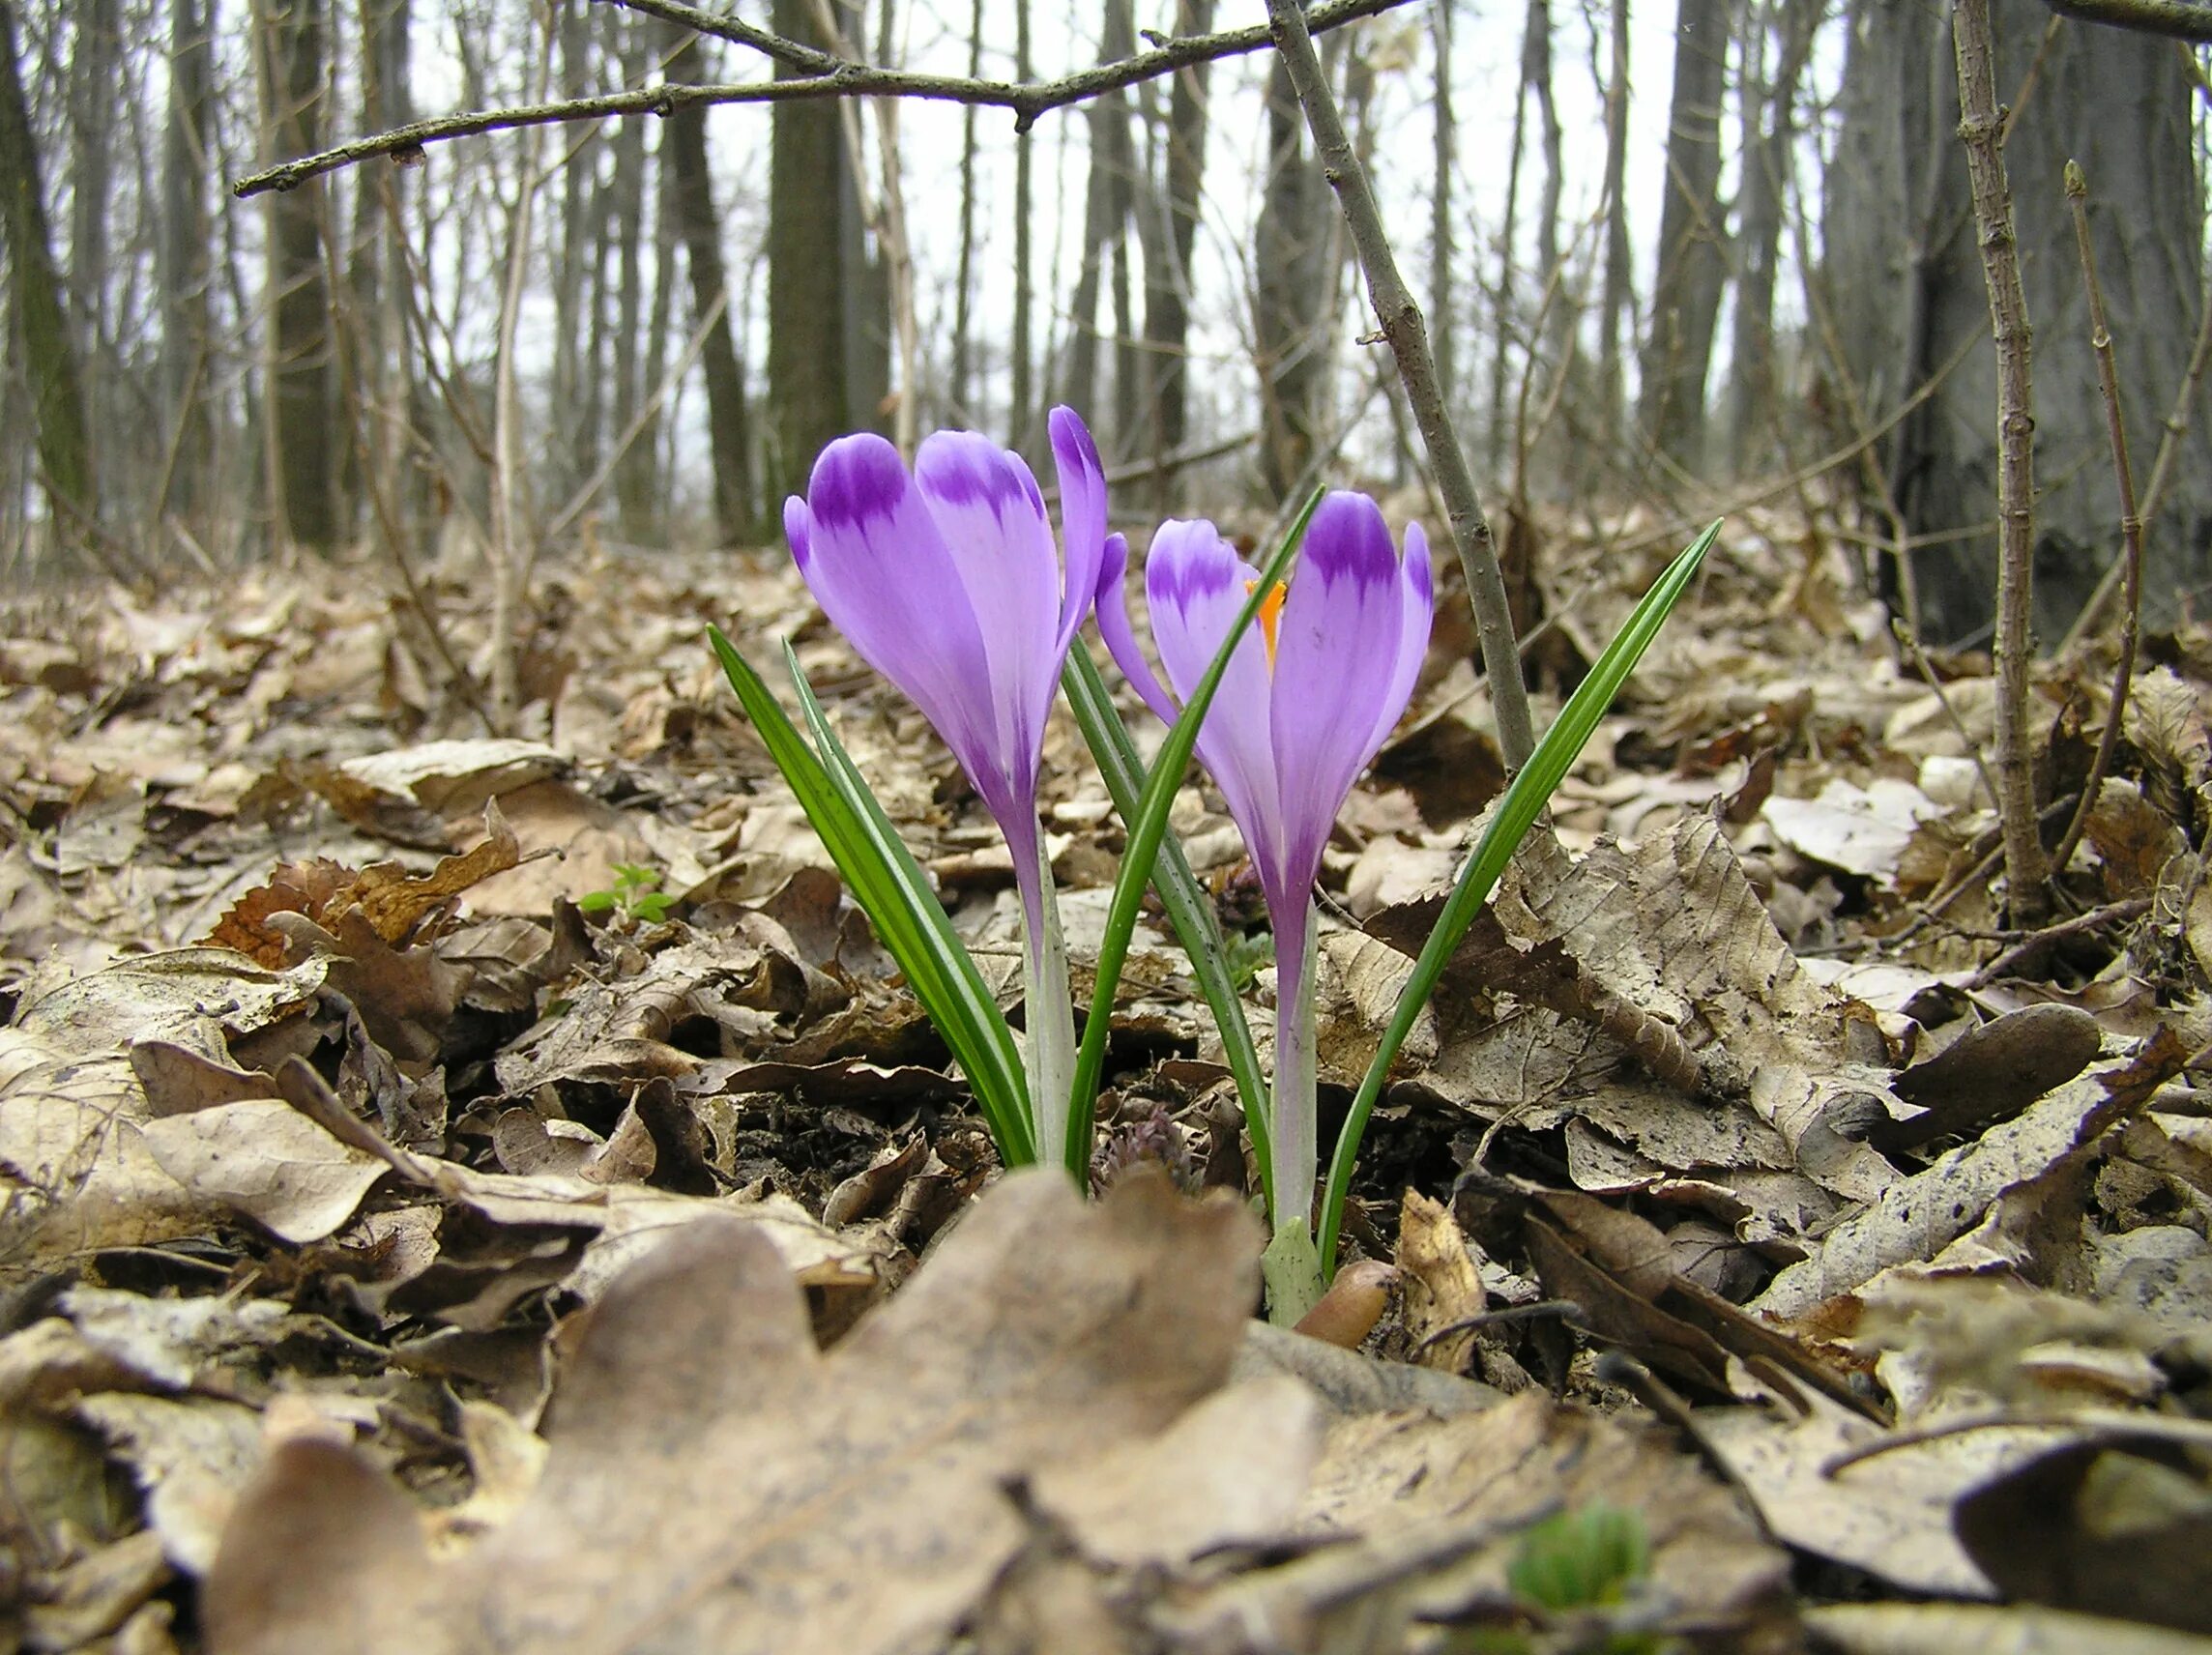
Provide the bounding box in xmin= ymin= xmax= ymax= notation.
xmin=1095 ymin=492 xmax=1432 ymax=1240
xmin=783 ymin=408 xmax=1108 ymax=1168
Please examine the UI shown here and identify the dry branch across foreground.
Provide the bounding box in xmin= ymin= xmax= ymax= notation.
xmin=1 ymin=518 xmax=2211 ymax=1650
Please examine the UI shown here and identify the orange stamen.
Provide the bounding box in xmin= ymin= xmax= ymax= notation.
xmin=1244 ymin=578 xmax=1287 ymax=671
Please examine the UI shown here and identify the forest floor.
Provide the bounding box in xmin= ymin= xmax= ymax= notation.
xmin=2 ymin=506 xmax=2209 ymax=1654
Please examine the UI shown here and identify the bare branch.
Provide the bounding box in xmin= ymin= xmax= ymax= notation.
xmin=232 ymin=0 xmax=1414 ymax=198
xmin=1260 ymin=0 xmax=1536 ymax=771
xmin=2035 ymin=0 xmax=2212 ymax=40
xmin=1954 ymin=0 xmax=2052 ymax=915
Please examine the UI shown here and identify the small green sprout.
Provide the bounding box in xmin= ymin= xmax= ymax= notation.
xmin=1461 ymin=1504 xmax=1669 ymax=1655
xmin=577 ymin=862 xmax=675 ymax=924
xmin=1222 ymin=929 xmax=1274 ymax=994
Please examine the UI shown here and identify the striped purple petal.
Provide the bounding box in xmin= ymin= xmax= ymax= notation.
xmin=1048 ymin=408 xmax=1109 ymax=658
xmin=1143 ymin=519 xmax=1282 ymax=870
xmin=786 ymin=437 xmax=1004 ymax=810
xmin=1264 ymin=492 xmax=1419 ymax=915
xmin=785 ymin=414 xmax=1118 ymax=844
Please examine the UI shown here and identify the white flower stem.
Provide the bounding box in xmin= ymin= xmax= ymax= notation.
xmin=1270 ymin=898 xmax=1321 ymax=1239
xmin=1018 ymin=825 xmax=1077 ymax=1174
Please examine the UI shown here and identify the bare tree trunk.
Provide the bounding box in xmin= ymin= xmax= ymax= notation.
xmin=550 ymin=0 xmax=594 ymax=499
xmin=342 ymin=0 xmax=413 ymax=537
xmin=1721 ymin=0 xmax=1817 ymax=476
xmin=1827 ymin=0 xmax=2212 ymax=642
xmin=68 ymin=0 xmax=118 ymax=362
xmin=1010 ymin=0 xmax=1033 ymax=446
xmin=1594 ymin=0 xmax=1633 ymax=447
xmin=663 ymin=21 xmax=750 ymax=540
xmin=1429 ymin=0 xmax=1455 ymax=419
xmin=0 ymin=0 xmax=94 ymax=533
xmin=768 ymin=0 xmax=881 ymax=496
xmin=1486 ymin=0 xmax=1529 ymax=472
xmin=631 ymin=102 xmax=679 ymax=529
xmin=1254 ymin=46 xmax=1335 ymax=500
xmin=950 ymin=0 xmax=984 ymax=421
xmin=1064 ymin=0 xmax=1136 ymax=447
xmin=1637 ymin=0 xmax=1731 ymax=469
xmin=609 ymin=14 xmax=652 ymax=537
xmin=1529 ymin=0 xmax=1567 ymax=393
xmin=1142 ymin=0 xmax=1210 ymax=502
xmin=256 ymin=0 xmax=341 ymax=551
xmin=160 ymin=0 xmax=216 ymax=525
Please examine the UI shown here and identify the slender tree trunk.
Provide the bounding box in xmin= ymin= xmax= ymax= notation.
xmin=662 ymin=21 xmax=750 ymax=540
xmin=1594 ymin=0 xmax=1633 ymax=446
xmin=1254 ymin=46 xmax=1335 ymax=500
xmin=1722 ymin=0 xmax=1817 ymax=476
xmin=1530 ymin=0 xmax=1567 ymax=391
xmin=1065 ymin=0 xmax=1136 ymax=445
xmin=950 ymin=0 xmax=984 ymax=421
xmin=609 ymin=14 xmax=652 ymax=536
xmin=342 ymin=0 xmax=412 ymax=535
xmin=551 ymin=0 xmax=594 ymax=498
xmin=0 ymin=0 xmax=94 ymax=532
xmin=1146 ymin=0 xmax=1210 ymax=497
xmin=1637 ymin=0 xmax=1731 ymax=468
xmin=160 ymin=0 xmax=216 ymax=523
xmin=768 ymin=0 xmax=881 ymax=496
xmin=68 ymin=0 xmax=118 ymax=362
xmin=1429 ymin=0 xmax=1455 ymax=418
xmin=634 ymin=104 xmax=678 ymax=528
xmin=1487 ymin=0 xmax=1529 ymax=472
xmin=256 ymin=0 xmax=340 ymax=551
xmin=1010 ymin=0 xmax=1033 ymax=446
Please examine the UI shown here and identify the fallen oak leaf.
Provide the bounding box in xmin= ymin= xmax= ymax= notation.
xmin=204 ymin=1169 xmax=1288 ymax=1655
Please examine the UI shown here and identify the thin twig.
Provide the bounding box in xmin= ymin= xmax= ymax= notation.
xmin=1261 ymin=0 xmax=1535 ymax=771
xmin=1966 ymin=895 xmax=2151 ymax=985
xmin=1954 ymin=0 xmax=2051 ymax=918
xmin=2049 ymin=160 xmax=2143 ymax=882
xmin=230 ymin=0 xmax=1416 ymax=197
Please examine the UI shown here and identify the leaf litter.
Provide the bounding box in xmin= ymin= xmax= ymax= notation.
xmin=0 ymin=522 xmax=2207 ymax=1651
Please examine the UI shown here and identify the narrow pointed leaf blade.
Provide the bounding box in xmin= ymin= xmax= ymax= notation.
xmin=780 ymin=641 xmax=1032 ymax=1151
xmin=1318 ymin=520 xmax=1724 ymax=1271
xmin=708 ymin=626 xmax=1034 ymax=1166
xmin=1063 ymin=648 xmax=1274 ymax=1209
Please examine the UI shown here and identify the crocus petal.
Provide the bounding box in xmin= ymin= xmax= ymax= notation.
xmin=1093 ymin=534 xmax=1179 ymax=729
xmin=1048 ymin=407 xmax=1109 ymax=658
xmin=1362 ymin=520 xmax=1434 ymax=765
xmin=785 ymin=435 xmax=1008 ymax=818
xmin=1266 ymin=493 xmax=1412 ymax=908
xmin=1144 ymin=519 xmax=1282 ymax=865
xmin=912 ymin=430 xmax=1062 ymax=788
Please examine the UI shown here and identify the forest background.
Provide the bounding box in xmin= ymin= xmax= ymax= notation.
xmin=7 ymin=0 xmax=2212 ymax=663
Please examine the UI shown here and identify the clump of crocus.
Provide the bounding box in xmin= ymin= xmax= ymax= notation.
xmin=782 ymin=408 xmax=1107 ymax=1170
xmin=1096 ymin=493 xmax=1432 ymax=1309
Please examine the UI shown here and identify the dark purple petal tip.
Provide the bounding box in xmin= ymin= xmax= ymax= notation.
xmin=916 ymin=430 xmax=1046 ymax=519
xmin=1096 ymin=532 xmax=1129 ymax=598
xmin=806 ymin=433 xmax=912 ymax=529
xmin=1048 ymin=406 xmax=1104 ymax=480
xmin=1149 ymin=518 xmax=1238 ymax=605
xmin=1405 ymin=523 xmax=1434 ymax=600
xmin=1303 ymin=491 xmax=1399 ymax=586
xmin=783 ymin=497 xmax=814 ymax=571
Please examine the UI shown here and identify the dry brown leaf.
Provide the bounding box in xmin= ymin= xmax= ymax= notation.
xmin=1754 ymin=1030 xmax=2186 ymax=1320
xmin=1396 ymin=1190 xmax=1485 ymax=1373
xmin=139 ymin=1099 xmax=388 ymax=1243
xmin=1206 ymin=1390 xmax=1793 ymax=1649
xmin=1806 ymin=1601 xmax=2212 ymax=1655
xmin=204 ymin=1170 xmax=1284 ymax=1655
